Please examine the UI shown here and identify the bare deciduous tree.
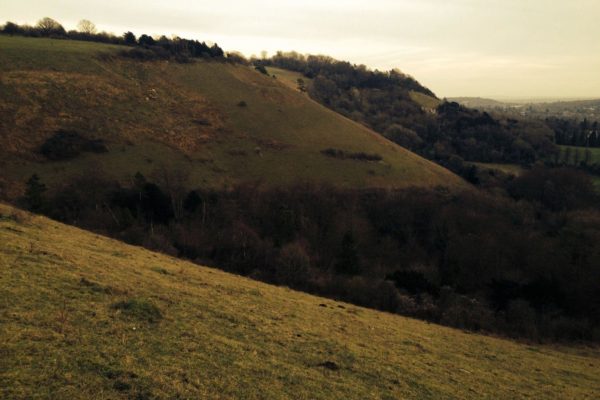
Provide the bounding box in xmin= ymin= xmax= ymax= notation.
xmin=151 ymin=165 xmax=190 ymax=220
xmin=77 ymin=19 xmax=97 ymax=34
xmin=36 ymin=17 xmax=65 ymax=35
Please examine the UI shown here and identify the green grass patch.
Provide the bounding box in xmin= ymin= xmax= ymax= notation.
xmin=0 ymin=36 xmax=120 ymax=73
xmin=472 ymin=162 xmax=526 ymax=176
xmin=266 ymin=66 xmax=311 ymax=91
xmin=557 ymin=145 xmax=600 ymax=165
xmin=409 ymin=91 xmax=441 ymax=109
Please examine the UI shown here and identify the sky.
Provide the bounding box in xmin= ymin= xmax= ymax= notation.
xmin=3 ymin=0 xmax=600 ymax=99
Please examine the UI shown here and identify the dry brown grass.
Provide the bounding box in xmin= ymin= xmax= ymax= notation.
xmin=0 ymin=36 xmax=468 ymax=202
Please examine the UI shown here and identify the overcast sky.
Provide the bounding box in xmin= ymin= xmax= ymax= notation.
xmin=4 ymin=0 xmax=600 ymax=99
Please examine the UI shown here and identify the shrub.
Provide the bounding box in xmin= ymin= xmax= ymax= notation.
xmin=506 ymin=299 xmax=538 ymax=339
xmin=23 ymin=174 xmax=46 ymax=212
xmin=143 ymin=232 xmax=178 ymax=257
xmin=254 ymin=65 xmax=268 ymax=75
xmin=40 ymin=131 xmax=83 ymax=160
xmin=335 ymin=232 xmax=361 ymax=275
xmin=321 ymin=148 xmax=345 ymax=159
xmin=373 ymin=280 xmax=401 ymax=312
xmin=40 ymin=130 xmax=107 ymax=160
xmin=383 ymin=124 xmax=423 ymax=150
xmin=7 ymin=208 xmax=33 ymax=224
xmin=348 ymin=152 xmax=382 ymax=162
xmin=2 ymin=21 xmax=22 ymax=35
xmin=439 ymin=287 xmax=495 ymax=332
xmin=111 ymin=298 xmax=163 ymax=323
xmin=387 ymin=270 xmax=438 ymax=296
xmin=276 ymin=242 xmax=311 ymax=287
xmin=118 ymin=48 xmax=168 ymax=61
xmin=320 ymin=148 xmax=382 ymax=162
xmin=226 ymin=52 xmax=249 ymax=65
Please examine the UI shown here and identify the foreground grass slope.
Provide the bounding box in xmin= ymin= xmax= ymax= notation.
xmin=1 ymin=203 xmax=599 ymax=399
xmin=0 ymin=36 xmax=465 ymax=198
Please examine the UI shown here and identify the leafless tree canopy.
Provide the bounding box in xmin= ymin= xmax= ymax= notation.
xmin=77 ymin=19 xmax=97 ymax=34
xmin=36 ymin=17 xmax=64 ymax=35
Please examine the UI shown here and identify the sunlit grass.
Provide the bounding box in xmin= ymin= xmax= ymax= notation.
xmin=1 ymin=203 xmax=599 ymax=399
xmin=409 ymin=91 xmax=441 ymax=110
xmin=266 ymin=66 xmax=312 ymax=92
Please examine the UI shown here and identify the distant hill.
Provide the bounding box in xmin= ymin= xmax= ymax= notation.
xmin=0 ymin=36 xmax=465 ymax=200
xmin=2 ymin=203 xmax=600 ymax=399
xmin=448 ymin=97 xmax=508 ymax=108
xmin=449 ymin=97 xmax=600 ymax=121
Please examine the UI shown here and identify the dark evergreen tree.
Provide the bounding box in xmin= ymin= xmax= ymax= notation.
xmin=24 ymin=174 xmax=46 ymax=212
xmin=210 ymin=43 xmax=224 ymax=58
xmin=585 ymin=149 xmax=592 ymax=165
xmin=138 ymin=34 xmax=155 ymax=47
xmin=574 ymin=148 xmax=581 ymax=165
xmin=2 ymin=21 xmax=21 ymax=35
xmin=183 ymin=190 xmax=202 ymax=213
xmin=123 ymin=31 xmax=137 ymax=45
xmin=335 ymin=231 xmax=361 ymax=275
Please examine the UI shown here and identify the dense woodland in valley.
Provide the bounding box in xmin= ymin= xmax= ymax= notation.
xmin=21 ymin=167 xmax=600 ymax=342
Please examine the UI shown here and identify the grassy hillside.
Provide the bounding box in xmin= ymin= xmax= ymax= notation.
xmin=448 ymin=97 xmax=507 ymax=108
xmin=0 ymin=36 xmax=465 ymax=199
xmin=409 ymin=91 xmax=441 ymax=110
xmin=1 ymin=203 xmax=600 ymax=399
xmin=472 ymin=162 xmax=526 ymax=177
xmin=266 ymin=66 xmax=311 ymax=92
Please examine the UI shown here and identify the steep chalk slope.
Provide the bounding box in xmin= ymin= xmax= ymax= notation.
xmin=0 ymin=36 xmax=466 ymax=198
xmin=1 ymin=204 xmax=599 ymax=399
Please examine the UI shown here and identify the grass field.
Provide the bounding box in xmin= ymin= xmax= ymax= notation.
xmin=0 ymin=36 xmax=466 ymax=199
xmin=472 ymin=162 xmax=526 ymax=177
xmin=558 ymin=145 xmax=600 ymax=165
xmin=1 ymin=203 xmax=600 ymax=399
xmin=474 ymin=153 xmax=600 ymax=192
xmin=409 ymin=91 xmax=441 ymax=110
xmin=266 ymin=67 xmax=312 ymax=92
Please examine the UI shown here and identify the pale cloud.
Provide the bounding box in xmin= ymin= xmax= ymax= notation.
xmin=3 ymin=0 xmax=600 ymax=98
